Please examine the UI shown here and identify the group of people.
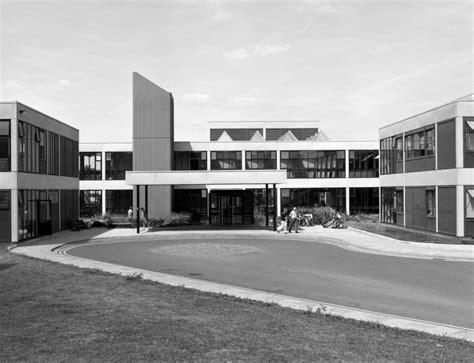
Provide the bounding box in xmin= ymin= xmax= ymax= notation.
xmin=276 ymin=207 xmax=345 ymax=233
xmin=277 ymin=206 xmax=301 ymax=233
xmin=127 ymin=206 xmax=148 ymax=230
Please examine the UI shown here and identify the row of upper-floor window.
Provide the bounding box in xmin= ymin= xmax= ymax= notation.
xmin=0 ymin=119 xmax=78 ymax=177
xmin=79 ymin=152 xmax=133 ymax=180
xmin=174 ymin=150 xmax=379 ymax=178
xmin=210 ymin=128 xmax=319 ymax=141
xmin=380 ymin=118 xmax=474 ymax=175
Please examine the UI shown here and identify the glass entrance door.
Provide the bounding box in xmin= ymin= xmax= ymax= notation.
xmin=210 ymin=191 xmax=250 ymax=225
xmin=37 ymin=199 xmax=52 ymax=236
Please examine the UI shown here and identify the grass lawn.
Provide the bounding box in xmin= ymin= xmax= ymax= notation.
xmin=346 ymin=220 xmax=469 ymax=244
xmin=1 ymin=244 xmax=472 ymax=361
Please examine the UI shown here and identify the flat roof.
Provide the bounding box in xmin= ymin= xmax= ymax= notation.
xmin=379 ymin=94 xmax=474 ymax=131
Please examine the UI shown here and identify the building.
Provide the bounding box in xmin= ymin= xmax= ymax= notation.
xmin=79 ymin=142 xmax=133 ymax=217
xmin=379 ymin=94 xmax=474 ymax=237
xmin=0 ymin=102 xmax=79 ymax=242
xmin=125 ymin=73 xmax=380 ymax=227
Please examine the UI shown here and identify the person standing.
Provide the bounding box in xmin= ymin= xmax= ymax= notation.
xmin=140 ymin=207 xmax=148 ymax=230
xmin=127 ymin=206 xmax=134 ymax=227
xmin=288 ymin=206 xmax=299 ymax=233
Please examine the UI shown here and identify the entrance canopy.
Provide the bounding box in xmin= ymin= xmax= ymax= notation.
xmin=125 ymin=170 xmax=287 ymax=186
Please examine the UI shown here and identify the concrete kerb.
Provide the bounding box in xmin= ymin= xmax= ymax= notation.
xmin=11 ymin=242 xmax=474 ymax=343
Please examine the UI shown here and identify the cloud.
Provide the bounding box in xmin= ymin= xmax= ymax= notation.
xmin=254 ymin=44 xmax=291 ymax=56
xmin=228 ymin=96 xmax=262 ymax=106
xmin=58 ymin=79 xmax=71 ymax=86
xmin=224 ymin=44 xmax=290 ymax=59
xmin=207 ymin=1 xmax=232 ymax=22
xmin=182 ymin=93 xmax=210 ymax=103
xmin=223 ymin=48 xmax=250 ymax=59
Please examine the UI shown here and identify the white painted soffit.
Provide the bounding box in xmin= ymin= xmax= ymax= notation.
xmin=126 ymin=170 xmax=287 ymax=186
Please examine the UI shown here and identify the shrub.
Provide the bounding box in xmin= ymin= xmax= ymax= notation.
xmin=309 ymin=206 xmax=338 ymax=225
xmin=148 ymin=212 xmax=192 ymax=228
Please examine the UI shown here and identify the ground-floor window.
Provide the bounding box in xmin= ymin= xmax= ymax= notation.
xmin=281 ymin=188 xmax=345 ymax=213
xmin=174 ymin=189 xmax=207 ymax=222
xmin=381 ymin=187 xmax=396 ymax=224
xmin=248 ymin=188 xmax=275 ymax=225
xmin=18 ymin=189 xmax=70 ymax=242
xmin=106 ymin=190 xmax=132 ymax=215
xmin=0 ymin=190 xmax=11 ymax=241
xmin=349 ymin=188 xmax=379 ymax=214
xmin=466 ymin=187 xmax=474 ymax=237
xmin=80 ymin=190 xmax=102 ymax=218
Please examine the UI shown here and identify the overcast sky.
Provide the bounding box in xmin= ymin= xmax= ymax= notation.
xmin=1 ymin=0 xmax=472 ymax=142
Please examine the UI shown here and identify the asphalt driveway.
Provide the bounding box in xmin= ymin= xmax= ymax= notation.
xmin=67 ymin=235 xmax=474 ymax=329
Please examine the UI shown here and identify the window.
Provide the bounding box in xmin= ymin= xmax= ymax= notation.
xmin=380 ymin=135 xmax=402 ymax=174
xmin=60 ymin=137 xmax=78 ymax=177
xmin=266 ymin=128 xmax=318 ymax=141
xmin=0 ymin=120 xmax=10 ymax=172
xmin=280 ymin=188 xmax=346 ymax=212
xmin=174 ymin=151 xmax=207 ymax=170
xmin=466 ymin=188 xmax=474 ymax=219
xmin=395 ymin=189 xmax=404 ymax=213
xmin=17 ymin=121 xmax=47 ymax=174
xmin=280 ymin=150 xmax=345 ymax=178
xmin=105 ymin=152 xmax=133 ymax=179
xmin=210 ymin=129 xmax=263 ymax=141
xmin=349 ymin=150 xmax=379 ymax=178
xmin=0 ymin=190 xmax=9 ymax=209
xmin=106 ymin=190 xmax=132 ymax=214
xmin=245 ymin=151 xmax=276 ymax=169
xmin=48 ymin=132 xmax=59 ymax=175
xmin=426 ymin=189 xmax=435 ymax=217
xmin=210 ymin=151 xmax=242 ymax=170
xmin=80 ymin=190 xmax=102 ymax=217
xmin=405 ymin=127 xmax=435 ymax=160
xmin=465 ymin=120 xmax=474 ymax=152
xmin=80 ymin=152 xmax=102 ymax=180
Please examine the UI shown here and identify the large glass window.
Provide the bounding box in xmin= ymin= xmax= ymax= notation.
xmin=349 ymin=188 xmax=379 ymax=214
xmin=60 ymin=136 xmax=78 ymax=177
xmin=80 ymin=152 xmax=102 ymax=180
xmin=280 ymin=150 xmax=345 ymax=178
xmin=210 ymin=129 xmax=263 ymax=141
xmin=380 ymin=135 xmax=403 ymax=174
xmin=48 ymin=132 xmax=59 ymax=175
xmin=80 ymin=190 xmax=102 ymax=217
xmin=281 ymin=188 xmax=345 ymax=212
xmin=349 ymin=150 xmax=379 ymax=178
xmin=465 ymin=120 xmax=474 ymax=152
xmin=466 ymin=188 xmax=474 ymax=219
xmin=211 ymin=151 xmax=242 ymax=170
xmin=266 ymin=128 xmax=318 ymax=141
xmin=0 ymin=120 xmax=10 ymax=172
xmin=245 ymin=151 xmax=276 ymax=169
xmin=174 ymin=151 xmax=207 ymax=170
xmin=174 ymin=189 xmax=208 ymax=222
xmin=405 ymin=127 xmax=435 ymax=160
xmin=18 ymin=121 xmax=45 ymax=174
xmin=105 ymin=152 xmax=132 ymax=180
xmin=106 ymin=190 xmax=132 ymax=215
xmin=426 ymin=189 xmax=435 ymax=217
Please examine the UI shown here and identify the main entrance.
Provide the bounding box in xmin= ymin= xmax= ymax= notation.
xmin=210 ymin=190 xmax=253 ymax=225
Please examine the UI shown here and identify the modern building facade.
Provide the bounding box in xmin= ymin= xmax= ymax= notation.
xmin=126 ymin=73 xmax=380 ymax=226
xmin=0 ymin=102 xmax=79 ymax=242
xmin=379 ymin=95 xmax=474 ymax=237
xmin=79 ymin=142 xmax=133 ymax=217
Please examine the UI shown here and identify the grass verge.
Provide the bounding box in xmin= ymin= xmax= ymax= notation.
xmin=0 ymin=244 xmax=472 ymax=361
xmin=346 ymin=221 xmax=467 ymax=244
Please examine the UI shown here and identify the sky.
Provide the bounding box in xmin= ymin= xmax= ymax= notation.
xmin=0 ymin=0 xmax=472 ymax=142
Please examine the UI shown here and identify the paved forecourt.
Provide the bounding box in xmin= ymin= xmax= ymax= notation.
xmin=11 ymin=227 xmax=474 ymax=342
